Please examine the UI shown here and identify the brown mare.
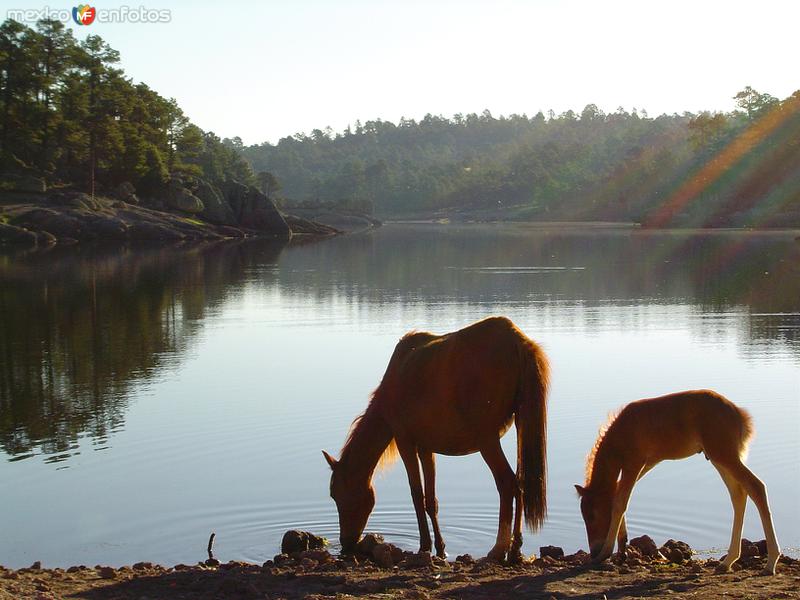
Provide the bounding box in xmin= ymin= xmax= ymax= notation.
xmin=322 ymin=316 xmax=549 ymax=561
xmin=576 ymin=390 xmax=781 ymax=574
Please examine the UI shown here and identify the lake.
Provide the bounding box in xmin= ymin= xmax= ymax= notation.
xmin=1 ymin=224 xmax=798 ymax=568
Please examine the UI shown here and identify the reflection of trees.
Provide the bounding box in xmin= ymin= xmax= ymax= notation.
xmin=0 ymin=240 xmax=286 ymax=462
xmin=2 ymin=227 xmax=796 ymax=462
xmin=274 ymin=226 xmax=800 ymax=353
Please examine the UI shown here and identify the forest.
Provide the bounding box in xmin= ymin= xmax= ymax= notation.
xmin=241 ymin=89 xmax=800 ymax=227
xmin=2 ymin=17 xmax=798 ymax=228
xmin=0 ymin=18 xmax=254 ymax=197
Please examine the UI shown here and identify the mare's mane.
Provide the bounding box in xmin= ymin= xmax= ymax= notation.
xmin=339 ymin=392 xmax=398 ymax=472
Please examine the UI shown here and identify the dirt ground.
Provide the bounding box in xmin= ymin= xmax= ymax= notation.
xmin=2 ymin=547 xmax=798 ymax=600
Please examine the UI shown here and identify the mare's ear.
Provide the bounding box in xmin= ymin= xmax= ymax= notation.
xmin=322 ymin=450 xmax=338 ymax=470
xmin=574 ymin=484 xmax=586 ymax=497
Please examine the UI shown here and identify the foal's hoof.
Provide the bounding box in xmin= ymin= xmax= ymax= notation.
xmin=714 ymin=563 xmax=732 ymax=574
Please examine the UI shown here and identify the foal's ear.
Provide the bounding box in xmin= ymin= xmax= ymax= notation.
xmin=574 ymin=484 xmax=586 ymax=497
xmin=322 ymin=450 xmax=338 ymax=470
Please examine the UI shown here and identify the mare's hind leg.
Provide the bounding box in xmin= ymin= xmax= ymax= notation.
xmin=711 ymin=461 xmax=747 ymax=572
xmin=480 ymin=438 xmax=518 ymax=562
xmin=396 ymin=438 xmax=433 ymax=553
xmin=718 ymin=458 xmax=781 ymax=574
xmin=419 ymin=450 xmax=446 ymax=558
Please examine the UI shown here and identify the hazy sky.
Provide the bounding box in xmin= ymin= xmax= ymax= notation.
xmin=8 ymin=0 xmax=799 ymax=144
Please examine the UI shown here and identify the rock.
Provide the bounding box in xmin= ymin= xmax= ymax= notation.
xmin=299 ymin=549 xmax=333 ymax=564
xmin=630 ymin=535 xmax=660 ymax=558
xmin=97 ymin=566 xmax=116 ymax=579
xmin=280 ymin=530 xmax=326 ymax=555
xmin=13 ymin=208 xmax=82 ymax=239
xmin=660 ymin=539 xmax=692 ymax=564
xmin=126 ymin=221 xmax=185 ymax=241
xmin=401 ymin=551 xmax=433 ymax=569
xmin=372 ymin=543 xmax=395 ymax=568
xmin=455 ymin=554 xmax=475 ymax=565
xmin=0 ymin=222 xmax=38 ymax=245
xmin=740 ymin=538 xmax=759 ymax=558
xmin=355 ymin=533 xmax=384 ymax=556
xmin=30 ymin=561 xmax=42 ymax=570
xmin=113 ymin=181 xmax=137 ymax=204
xmin=167 ymin=188 xmax=204 ymax=214
xmin=539 ymin=545 xmax=564 ymax=560
xmin=564 ymin=550 xmax=590 ymax=565
xmin=754 ymin=539 xmax=767 ymax=556
xmin=222 ymin=180 xmax=290 ymax=237
xmin=0 ymin=172 xmax=46 ymax=193
xmin=299 ymin=557 xmax=318 ymax=570
xmin=196 ymin=179 xmax=236 ymax=225
xmin=82 ymin=214 xmax=128 ymax=239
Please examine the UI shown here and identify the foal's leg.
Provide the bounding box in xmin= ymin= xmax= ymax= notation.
xmin=711 ymin=462 xmax=747 ymax=572
xmin=596 ymin=463 xmax=645 ymax=562
xmin=618 ymin=462 xmax=656 ymax=556
xmin=721 ymin=458 xmax=781 ymax=574
xmin=419 ymin=450 xmax=446 ymax=558
xmin=480 ymin=438 xmax=518 ymax=562
xmin=396 ymin=438 xmax=433 ymax=553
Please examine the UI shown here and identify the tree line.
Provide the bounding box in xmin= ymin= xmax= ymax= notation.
xmin=240 ymin=88 xmax=799 ymax=226
xmin=0 ymin=18 xmax=255 ymax=197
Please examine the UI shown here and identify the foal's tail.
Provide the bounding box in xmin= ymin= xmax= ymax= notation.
xmin=515 ymin=339 xmax=550 ymax=531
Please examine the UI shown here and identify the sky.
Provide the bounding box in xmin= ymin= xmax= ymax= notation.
xmin=6 ymin=0 xmax=799 ymax=145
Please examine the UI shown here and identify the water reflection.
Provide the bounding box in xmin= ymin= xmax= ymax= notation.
xmin=0 ymin=241 xmax=286 ymax=462
xmin=1 ymin=227 xmax=797 ymax=460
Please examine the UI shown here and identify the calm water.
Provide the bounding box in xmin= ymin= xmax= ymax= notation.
xmin=1 ymin=224 xmax=798 ymax=568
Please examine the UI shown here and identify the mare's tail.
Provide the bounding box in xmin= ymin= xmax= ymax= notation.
xmin=514 ymin=339 xmax=550 ymax=531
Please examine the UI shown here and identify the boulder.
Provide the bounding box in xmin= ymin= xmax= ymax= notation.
xmin=13 ymin=208 xmax=82 ymax=239
xmin=372 ymin=543 xmax=395 ymax=568
xmin=280 ymin=530 xmax=326 ymax=555
xmin=0 ymin=222 xmax=38 ymax=245
xmin=400 ymin=551 xmax=433 ymax=569
xmin=740 ymin=538 xmax=759 ymax=558
xmin=167 ymin=187 xmax=204 ymax=214
xmin=629 ymin=535 xmax=660 ymax=558
xmin=660 ymin=539 xmax=692 ymax=564
xmin=196 ymin=179 xmax=236 ymax=225
xmin=355 ymin=533 xmax=384 ymax=556
xmin=222 ymin=179 xmax=290 ymax=237
xmin=113 ymin=181 xmax=138 ymax=204
xmin=0 ymin=172 xmax=45 ymax=193
xmin=539 ymin=545 xmax=564 ymax=560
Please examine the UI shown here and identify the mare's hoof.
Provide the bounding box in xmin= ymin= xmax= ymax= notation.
xmin=486 ymin=549 xmax=506 ymax=563
xmin=507 ymin=549 xmax=524 ymax=565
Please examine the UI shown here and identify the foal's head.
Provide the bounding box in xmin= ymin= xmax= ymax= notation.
xmin=575 ymin=484 xmax=613 ymax=558
xmin=323 ymin=450 xmax=375 ymax=553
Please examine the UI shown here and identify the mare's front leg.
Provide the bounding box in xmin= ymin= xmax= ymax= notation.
xmin=480 ymin=438 xmax=518 ymax=562
xmin=419 ymin=451 xmax=446 ymax=558
xmin=595 ymin=464 xmax=644 ymax=562
xmin=396 ymin=438 xmax=433 ymax=553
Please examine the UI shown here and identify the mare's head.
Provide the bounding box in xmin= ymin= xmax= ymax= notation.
xmin=574 ymin=484 xmax=613 ymax=558
xmin=323 ymin=450 xmax=375 ymax=553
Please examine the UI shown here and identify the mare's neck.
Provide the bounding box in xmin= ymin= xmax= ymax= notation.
xmin=340 ymin=410 xmax=393 ymax=483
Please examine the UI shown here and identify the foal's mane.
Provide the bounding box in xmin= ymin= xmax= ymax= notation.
xmin=339 ymin=393 xmax=398 ymax=472
xmin=584 ymin=408 xmax=621 ymax=485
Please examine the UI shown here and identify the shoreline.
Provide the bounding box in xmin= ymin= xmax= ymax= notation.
xmin=2 ymin=546 xmax=797 ymax=600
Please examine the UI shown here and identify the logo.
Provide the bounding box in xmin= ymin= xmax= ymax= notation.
xmin=72 ymin=4 xmax=96 ymax=25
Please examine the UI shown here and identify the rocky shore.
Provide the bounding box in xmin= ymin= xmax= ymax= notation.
xmin=0 ymin=174 xmax=342 ymax=246
xmin=2 ymin=532 xmax=797 ymax=600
